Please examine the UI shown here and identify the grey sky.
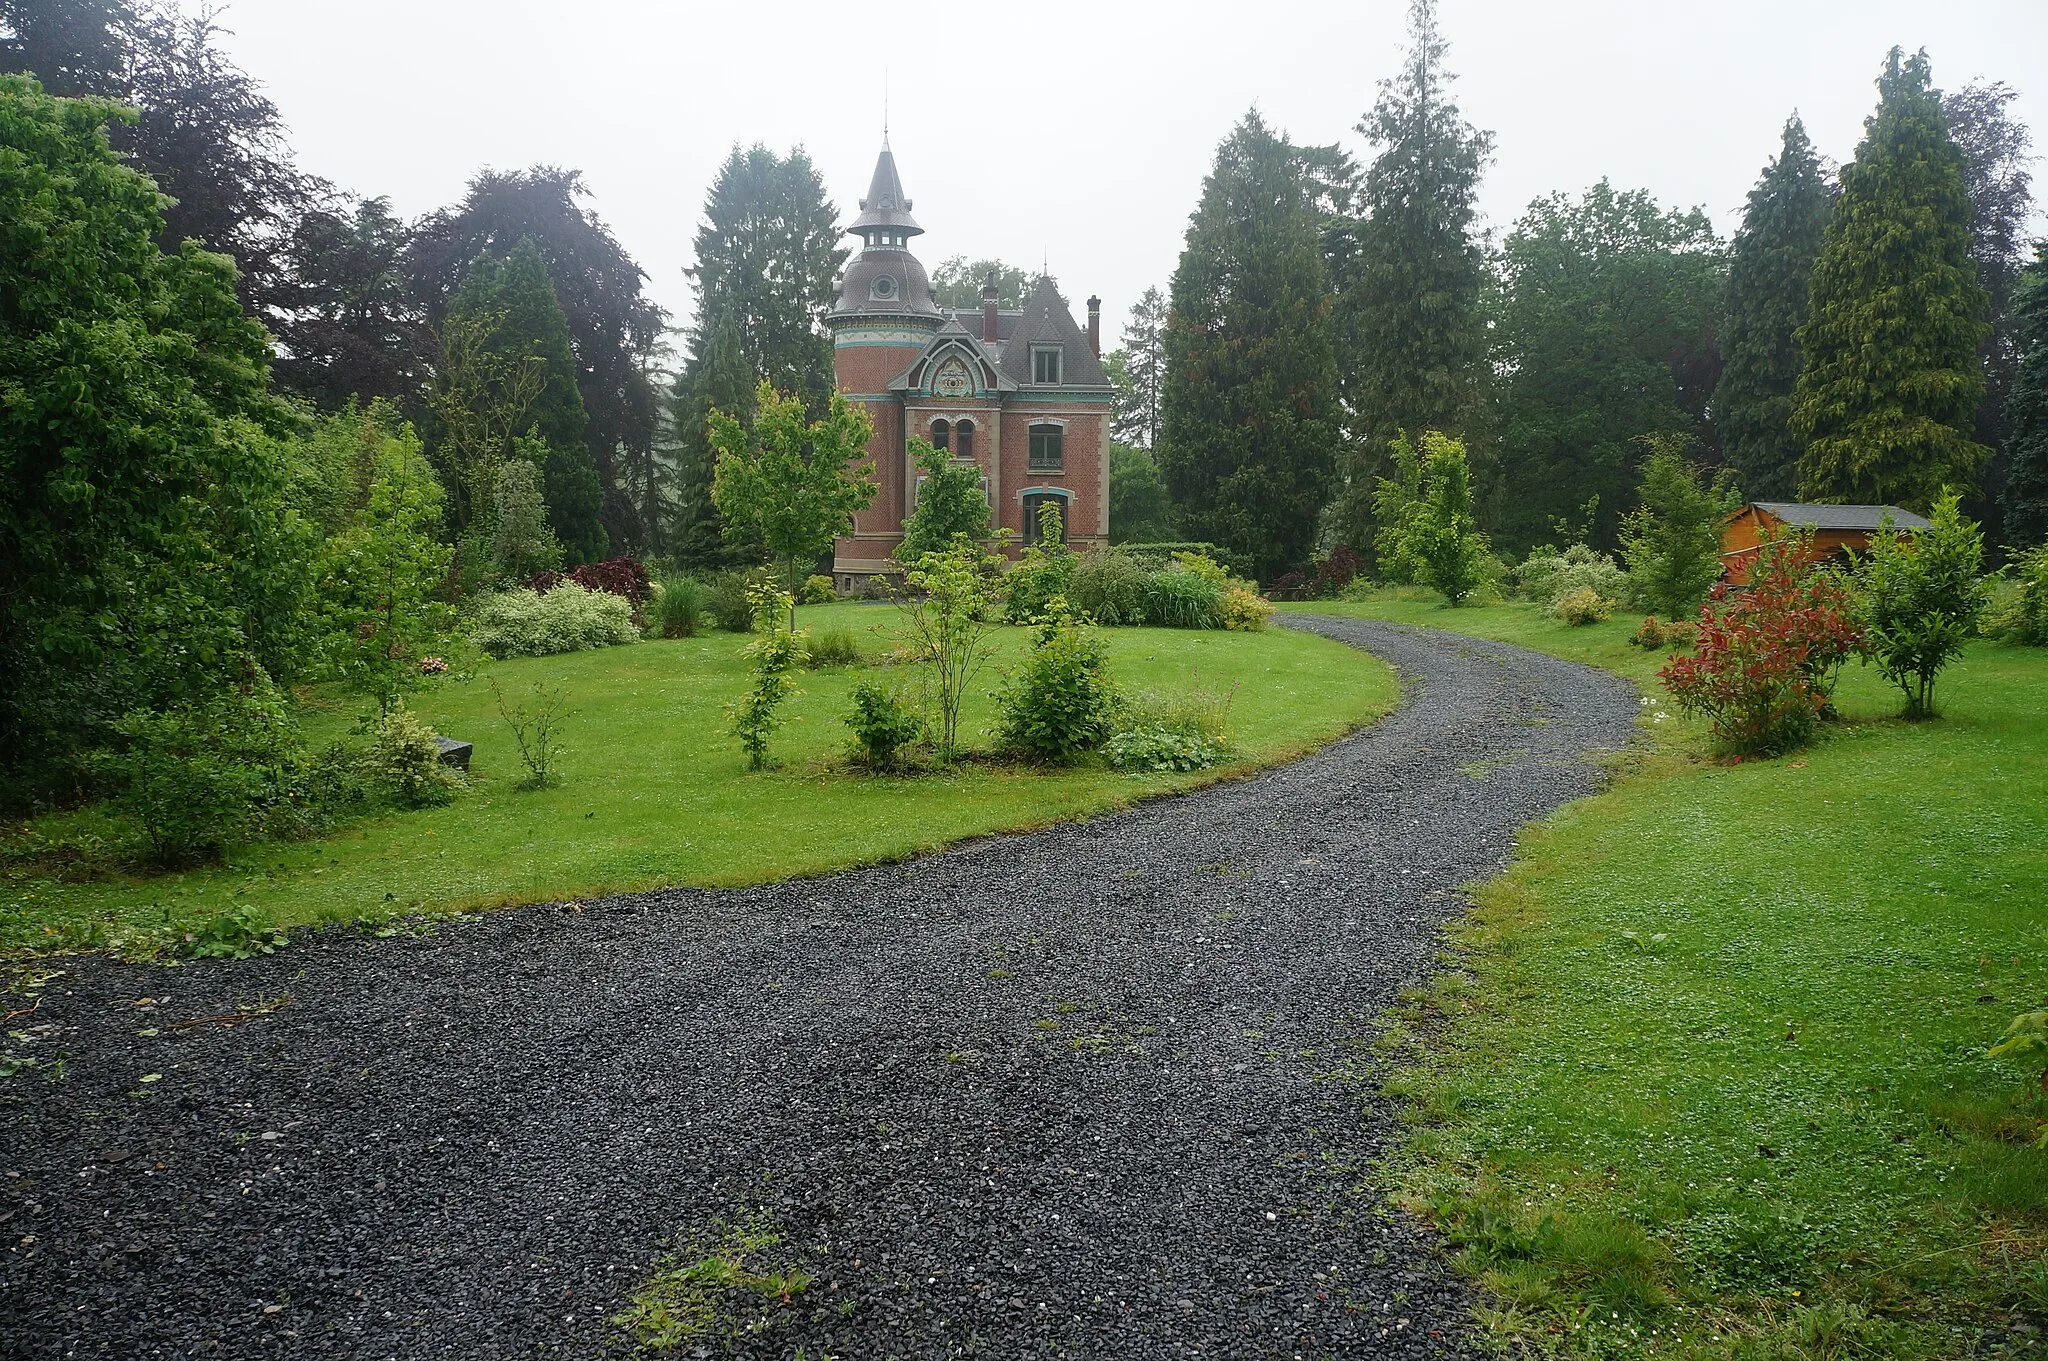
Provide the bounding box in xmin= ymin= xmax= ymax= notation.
xmin=212 ymin=0 xmax=2045 ymax=344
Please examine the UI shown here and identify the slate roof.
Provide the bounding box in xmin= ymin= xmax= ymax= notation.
xmin=1751 ymin=502 xmax=1932 ymax=531
xmin=848 ymin=142 xmax=922 ymax=236
xmin=945 ymin=307 xmax=1021 ymax=348
xmin=994 ymin=276 xmax=1110 ymax=388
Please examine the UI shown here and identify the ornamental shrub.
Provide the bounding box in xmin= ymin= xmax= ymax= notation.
xmin=706 ymin=570 xmax=767 ymax=633
xmin=1141 ymin=564 xmax=1226 ymax=629
xmin=1220 ymin=583 xmax=1274 ymax=631
xmin=653 ymin=574 xmax=709 ymax=638
xmin=1629 ymin=617 xmax=1667 ymax=649
xmin=1513 ymin=543 xmax=1631 ymax=606
xmin=996 ymin=615 xmax=1120 ymax=763
xmin=801 ymin=574 xmax=837 ymax=605
xmin=1069 ymin=549 xmax=1149 ymax=625
xmin=109 ymin=674 xmax=301 ymax=865
xmin=728 ymin=584 xmax=807 ymax=770
xmin=364 ymin=707 xmax=460 ymax=808
xmin=529 ymin=557 xmax=653 ymax=607
xmin=1852 ymin=493 xmax=1991 ymax=717
xmin=845 ymin=680 xmax=922 ymax=770
xmin=1660 ymin=534 xmax=1862 ymax=754
xmin=1990 ymin=541 xmax=2048 ymax=645
xmin=1005 ymin=533 xmax=1079 ymax=623
xmin=807 ymin=626 xmax=865 ymax=669
xmin=471 ymin=583 xmax=639 ymax=659
xmin=1554 ymin=587 xmax=1615 ymax=626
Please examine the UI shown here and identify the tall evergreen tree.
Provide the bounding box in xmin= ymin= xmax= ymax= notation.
xmin=411 ymin=167 xmax=667 ymax=552
xmin=437 ymin=239 xmax=606 ymax=564
xmin=1714 ymin=114 xmax=1833 ymax=500
xmin=1109 ymin=286 xmax=1166 ymax=449
xmin=669 ymin=145 xmax=845 ymax=566
xmin=1940 ymin=81 xmax=2035 ymax=542
xmin=1329 ymin=0 xmax=1493 ymax=553
xmin=1159 ymin=111 xmax=1339 ymax=581
xmin=271 ymin=195 xmax=430 ymax=410
xmin=2005 ymin=245 xmax=2048 ymax=546
xmin=1489 ymin=181 xmax=1725 ymax=551
xmin=1793 ymin=49 xmax=1989 ymax=510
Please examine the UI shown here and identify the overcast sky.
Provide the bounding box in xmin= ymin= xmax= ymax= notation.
xmin=210 ymin=0 xmax=2045 ymax=346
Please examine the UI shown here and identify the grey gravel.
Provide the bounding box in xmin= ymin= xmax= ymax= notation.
xmin=0 ymin=617 xmax=1637 ymax=1359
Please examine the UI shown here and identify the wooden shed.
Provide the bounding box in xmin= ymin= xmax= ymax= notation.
xmin=1719 ymin=502 xmax=1930 ymax=584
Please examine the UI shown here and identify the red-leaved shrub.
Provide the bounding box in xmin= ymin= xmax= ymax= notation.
xmin=528 ymin=557 xmax=652 ymax=607
xmin=1658 ymin=537 xmax=1860 ymax=755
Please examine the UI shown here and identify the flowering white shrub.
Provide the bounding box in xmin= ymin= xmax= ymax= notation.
xmin=471 ymin=583 xmax=638 ymax=659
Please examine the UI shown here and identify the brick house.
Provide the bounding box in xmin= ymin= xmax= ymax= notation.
xmin=829 ymin=141 xmax=1112 ymax=589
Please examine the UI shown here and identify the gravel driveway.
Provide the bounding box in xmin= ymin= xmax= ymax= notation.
xmin=2 ymin=617 xmax=1638 ymax=1360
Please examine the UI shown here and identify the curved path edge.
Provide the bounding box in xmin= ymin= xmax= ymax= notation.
xmin=2 ymin=617 xmax=1639 ymax=1360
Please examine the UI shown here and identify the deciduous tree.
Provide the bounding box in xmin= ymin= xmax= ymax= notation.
xmin=898 ymin=439 xmax=990 ymax=561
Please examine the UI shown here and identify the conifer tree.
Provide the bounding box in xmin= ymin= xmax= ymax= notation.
xmin=671 ymin=145 xmax=845 ymax=566
xmin=1110 ymin=287 xmax=1167 ymax=449
xmin=1715 ymin=114 xmax=1833 ymax=500
xmin=1792 ymin=49 xmax=1989 ymax=509
xmin=1159 ymin=111 xmax=1339 ymax=581
xmin=438 ymin=239 xmax=607 ymax=564
xmin=1329 ymin=0 xmax=1493 ymax=553
xmin=2005 ymin=246 xmax=2048 ymax=546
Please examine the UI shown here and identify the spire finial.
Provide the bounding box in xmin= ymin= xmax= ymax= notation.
xmin=883 ymin=68 xmax=890 ymax=147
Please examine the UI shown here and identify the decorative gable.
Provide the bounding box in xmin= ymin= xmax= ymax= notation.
xmin=890 ymin=333 xmax=1015 ymax=398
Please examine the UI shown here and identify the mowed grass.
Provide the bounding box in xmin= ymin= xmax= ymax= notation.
xmin=1286 ymin=594 xmax=2048 ymax=1356
xmin=2 ymin=603 xmax=1396 ymax=955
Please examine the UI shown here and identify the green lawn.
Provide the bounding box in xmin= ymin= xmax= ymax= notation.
xmin=1288 ymin=594 xmax=2048 ymax=1357
xmin=2 ymin=603 xmax=1396 ymax=956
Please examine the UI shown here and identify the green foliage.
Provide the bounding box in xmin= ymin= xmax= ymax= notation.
xmin=1715 ymin=114 xmax=1834 ymax=501
xmin=1510 ymin=543 xmax=1630 ymax=607
xmin=109 ymin=675 xmax=300 ymax=865
xmin=1854 ymin=492 xmax=1991 ymax=717
xmin=364 ymin=707 xmax=460 ymax=808
xmin=1792 ymin=49 xmax=1990 ymax=510
xmin=1160 ymin=110 xmax=1340 ymax=580
xmin=2006 ymin=245 xmax=2048 ymax=547
xmin=179 ymin=905 xmax=289 ymax=960
xmin=471 ymin=583 xmax=638 ymax=659
xmin=1106 ymin=681 xmax=1236 ymax=773
xmin=671 ymin=147 xmax=845 ymax=565
xmin=844 ymin=680 xmax=921 ymax=770
xmin=492 ymin=678 xmax=574 ymax=790
xmin=313 ymin=425 xmax=454 ymax=713
xmin=0 ymin=74 xmax=312 ymax=792
xmin=1331 ymin=0 xmax=1492 ymax=553
xmin=1107 ymin=443 xmax=1172 ymax=544
xmin=1991 ymin=542 xmax=2048 ymax=645
xmin=1405 ymin=432 xmax=1492 ymax=606
xmin=1004 ymin=506 xmax=1077 ymax=624
xmin=612 ymin=1215 xmax=811 ymax=1352
xmin=1369 ymin=434 xmax=1428 ymax=585
xmin=653 ymin=573 xmax=709 ymax=639
xmin=931 ymin=256 xmax=1032 ymax=309
xmin=436 ymin=238 xmax=607 ymax=562
xmin=1490 ymin=181 xmax=1725 ymax=551
xmin=710 ymin=382 xmax=877 ymax=627
xmin=704 ymin=569 xmax=766 ymax=633
xmin=1618 ymin=438 xmax=1741 ymax=620
xmin=489 ymin=455 xmax=562 ymax=581
xmin=996 ymin=614 xmax=1120 ymax=764
xmin=1552 ymin=587 xmax=1614 ymax=627
xmin=1219 ymin=581 xmax=1274 ymax=632
xmin=1140 ymin=563 xmax=1226 ymax=630
xmin=1069 ymin=549 xmax=1150 ymax=626
xmin=1109 ymin=287 xmax=1167 ymax=449
xmin=805 ymin=626 xmax=863 ymax=669
xmin=727 ymin=585 xmax=806 ymax=770
xmin=800 ymin=574 xmax=835 ymax=605
xmin=897 ymin=437 xmax=990 ymax=562
xmin=901 ymin=536 xmax=1008 ymax=762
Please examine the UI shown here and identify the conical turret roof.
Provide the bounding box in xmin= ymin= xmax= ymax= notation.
xmin=848 ymin=141 xmax=923 ymax=236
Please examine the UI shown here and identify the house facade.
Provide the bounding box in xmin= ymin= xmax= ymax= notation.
xmin=828 ymin=141 xmax=1112 ymax=588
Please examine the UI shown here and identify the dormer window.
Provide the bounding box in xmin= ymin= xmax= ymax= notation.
xmin=1031 ymin=345 xmax=1063 ymax=385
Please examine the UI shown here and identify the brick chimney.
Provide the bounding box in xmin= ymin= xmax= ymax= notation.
xmin=982 ymin=271 xmax=1001 ymax=344
xmin=1086 ymin=295 xmax=1102 ymax=358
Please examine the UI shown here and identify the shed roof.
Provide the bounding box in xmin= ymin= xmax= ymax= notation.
xmin=1750 ymin=502 xmax=1932 ymax=531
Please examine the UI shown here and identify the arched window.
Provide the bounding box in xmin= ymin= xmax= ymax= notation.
xmin=953 ymin=420 xmax=974 ymax=461
xmin=1022 ymin=490 xmax=1071 ymax=545
xmin=1028 ymin=422 xmax=1064 ymax=472
xmin=930 ymin=419 xmax=950 ymax=453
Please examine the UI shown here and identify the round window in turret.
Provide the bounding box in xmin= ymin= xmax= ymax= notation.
xmin=869 ymin=274 xmax=898 ymax=301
